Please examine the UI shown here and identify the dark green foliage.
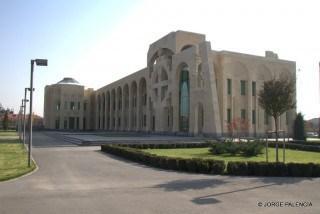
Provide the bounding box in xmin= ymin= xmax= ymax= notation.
xmin=241 ymin=142 xmax=264 ymax=156
xmin=210 ymin=141 xmax=264 ymax=156
xmin=208 ymin=160 xmax=225 ymax=174
xmin=101 ymin=144 xmax=319 ymax=177
xmin=287 ymin=163 xmax=313 ymax=177
xmin=293 ymin=113 xmax=306 ymax=141
xmin=227 ymin=161 xmax=248 ymax=175
xmin=2 ymin=111 xmax=9 ymax=130
xmin=268 ymin=142 xmax=320 ymax=152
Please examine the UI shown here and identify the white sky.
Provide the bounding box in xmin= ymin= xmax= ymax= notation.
xmin=7 ymin=0 xmax=320 ymax=120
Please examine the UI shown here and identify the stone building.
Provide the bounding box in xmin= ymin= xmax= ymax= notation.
xmin=44 ymin=77 xmax=94 ymax=130
xmin=44 ymin=31 xmax=296 ymax=136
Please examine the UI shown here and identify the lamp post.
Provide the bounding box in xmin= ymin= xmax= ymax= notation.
xmin=28 ymin=59 xmax=47 ymax=167
xmin=23 ymin=88 xmax=29 ymax=147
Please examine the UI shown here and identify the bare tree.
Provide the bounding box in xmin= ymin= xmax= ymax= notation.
xmin=258 ymin=77 xmax=295 ymax=162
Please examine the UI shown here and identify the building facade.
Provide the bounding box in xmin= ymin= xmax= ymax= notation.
xmin=44 ymin=31 xmax=296 ymax=136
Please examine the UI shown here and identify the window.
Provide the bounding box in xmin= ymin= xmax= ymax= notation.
xmin=64 ymin=101 xmax=67 ymax=110
xmin=143 ymin=114 xmax=146 ymax=127
xmin=179 ymin=66 xmax=190 ymax=132
xmin=78 ymin=102 xmax=80 ymax=110
xmin=143 ymin=94 xmax=147 ymax=106
xmin=227 ymin=79 xmax=232 ymax=95
xmin=56 ymin=102 xmax=61 ymax=111
xmin=240 ymin=80 xmax=246 ymax=95
xmin=84 ymin=102 xmax=87 ymax=111
xmin=252 ymin=81 xmax=256 ymax=96
xmin=227 ymin=108 xmax=231 ymax=123
xmin=55 ymin=119 xmax=60 ymax=129
xmin=64 ymin=119 xmax=67 ymax=129
xmin=241 ymin=109 xmax=246 ymax=120
xmin=70 ymin=102 xmax=75 ymax=110
xmin=252 ymin=110 xmax=256 ymax=124
xmin=264 ymin=111 xmax=269 ymax=125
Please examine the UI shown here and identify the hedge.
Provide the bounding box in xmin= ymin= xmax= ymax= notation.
xmin=101 ymin=144 xmax=320 ymax=177
xmin=267 ymin=142 xmax=320 ymax=152
xmin=227 ymin=161 xmax=320 ymax=177
xmin=101 ymin=144 xmax=225 ymax=174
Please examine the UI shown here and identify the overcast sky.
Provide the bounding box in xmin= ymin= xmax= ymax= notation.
xmin=0 ymin=0 xmax=319 ymax=119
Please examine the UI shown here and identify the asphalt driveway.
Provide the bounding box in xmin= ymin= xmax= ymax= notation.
xmin=0 ymin=132 xmax=319 ymax=214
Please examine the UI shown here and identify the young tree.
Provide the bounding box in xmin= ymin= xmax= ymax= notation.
xmin=258 ymin=77 xmax=295 ymax=162
xmin=3 ymin=110 xmax=9 ymax=130
xmin=293 ymin=113 xmax=306 ymax=141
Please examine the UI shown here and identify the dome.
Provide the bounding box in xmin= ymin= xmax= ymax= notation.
xmin=56 ymin=77 xmax=81 ymax=85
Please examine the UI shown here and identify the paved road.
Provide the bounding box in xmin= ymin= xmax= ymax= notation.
xmin=0 ymin=132 xmax=319 ymax=214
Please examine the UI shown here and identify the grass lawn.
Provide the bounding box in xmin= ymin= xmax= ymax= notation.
xmin=0 ymin=130 xmax=18 ymax=136
xmin=0 ymin=138 xmax=36 ymax=181
xmin=144 ymin=147 xmax=320 ymax=163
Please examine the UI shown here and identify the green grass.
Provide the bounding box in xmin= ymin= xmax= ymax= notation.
xmin=144 ymin=147 xmax=320 ymax=163
xmin=0 ymin=131 xmax=18 ymax=136
xmin=0 ymin=138 xmax=36 ymax=181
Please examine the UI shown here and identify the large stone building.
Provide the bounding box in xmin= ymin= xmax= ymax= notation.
xmin=44 ymin=31 xmax=296 ymax=137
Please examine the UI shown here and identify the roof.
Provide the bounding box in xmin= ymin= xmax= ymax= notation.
xmin=56 ymin=77 xmax=81 ymax=85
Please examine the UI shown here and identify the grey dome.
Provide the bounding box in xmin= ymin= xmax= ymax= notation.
xmin=56 ymin=77 xmax=80 ymax=85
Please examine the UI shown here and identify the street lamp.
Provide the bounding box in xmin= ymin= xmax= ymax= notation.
xmin=28 ymin=59 xmax=48 ymax=167
xmin=22 ymin=88 xmax=29 ymax=147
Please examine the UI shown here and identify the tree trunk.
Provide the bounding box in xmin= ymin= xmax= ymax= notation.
xmin=274 ymin=116 xmax=279 ymax=162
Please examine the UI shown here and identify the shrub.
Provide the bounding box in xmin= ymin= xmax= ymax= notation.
xmin=287 ymin=163 xmax=313 ymax=177
xmin=196 ymin=159 xmax=210 ymax=174
xmin=312 ymin=164 xmax=320 ymax=177
xmin=177 ymin=158 xmax=188 ymax=171
xmin=242 ymin=142 xmax=264 ymax=156
xmin=293 ymin=113 xmax=306 ymax=141
xmin=227 ymin=161 xmax=248 ymax=175
xmin=210 ymin=143 xmax=227 ymax=154
xmin=167 ymin=158 xmax=179 ymax=170
xmin=186 ymin=159 xmax=199 ymax=172
xmin=208 ymin=160 xmax=226 ymax=174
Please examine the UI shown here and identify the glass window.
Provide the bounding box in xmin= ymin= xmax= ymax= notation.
xmin=179 ymin=67 xmax=189 ymax=132
xmin=84 ymin=102 xmax=87 ymax=111
xmin=70 ymin=102 xmax=75 ymax=110
xmin=252 ymin=110 xmax=256 ymax=124
xmin=78 ymin=102 xmax=80 ymax=110
xmin=241 ymin=80 xmax=246 ymax=95
xmin=252 ymin=81 xmax=256 ymax=96
xmin=56 ymin=102 xmax=60 ymax=111
xmin=241 ymin=109 xmax=246 ymax=120
xmin=227 ymin=79 xmax=232 ymax=95
xmin=227 ymin=108 xmax=231 ymax=123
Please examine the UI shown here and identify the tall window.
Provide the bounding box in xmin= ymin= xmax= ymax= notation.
xmin=78 ymin=102 xmax=80 ymax=110
xmin=252 ymin=110 xmax=256 ymax=124
xmin=70 ymin=102 xmax=75 ymax=110
xmin=56 ymin=102 xmax=60 ymax=111
xmin=240 ymin=80 xmax=246 ymax=95
xmin=84 ymin=102 xmax=87 ymax=111
xmin=241 ymin=109 xmax=246 ymax=120
xmin=227 ymin=108 xmax=231 ymax=123
xmin=179 ymin=66 xmax=189 ymax=132
xmin=252 ymin=81 xmax=256 ymax=96
xmin=227 ymin=79 xmax=232 ymax=95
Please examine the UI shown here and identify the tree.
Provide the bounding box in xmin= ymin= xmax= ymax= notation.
xmin=258 ymin=77 xmax=295 ymax=162
xmin=3 ymin=110 xmax=9 ymax=130
xmin=293 ymin=113 xmax=306 ymax=141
